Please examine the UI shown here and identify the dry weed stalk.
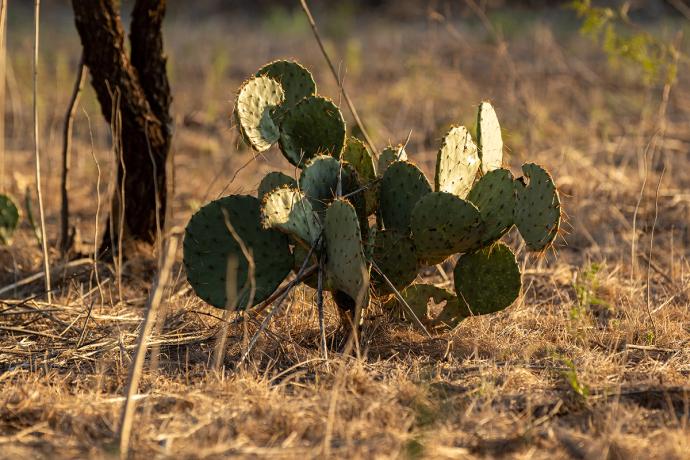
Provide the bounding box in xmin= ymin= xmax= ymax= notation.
xmin=32 ymin=0 xmax=51 ymax=302
xmin=118 ymin=234 xmax=179 ymax=459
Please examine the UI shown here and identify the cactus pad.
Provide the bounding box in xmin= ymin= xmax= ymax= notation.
xmin=183 ymin=195 xmax=292 ymax=309
xmin=371 ymin=229 xmax=418 ymax=293
xmin=279 ymin=96 xmax=346 ymax=167
xmin=258 ymin=171 xmax=297 ymax=201
xmin=411 ymin=192 xmax=483 ymax=264
xmin=234 ymin=76 xmax=284 ymax=152
xmin=514 ymin=163 xmax=561 ymax=251
xmin=256 ymin=60 xmax=316 ymax=117
xmin=435 ymin=126 xmax=480 ymax=198
xmin=261 ymin=187 xmax=321 ymax=246
xmin=342 ymin=137 xmax=377 ymax=215
xmin=476 ymin=102 xmax=503 ymax=174
xmin=467 ymin=168 xmax=515 ymax=246
xmin=453 ymin=243 xmax=521 ymax=315
xmin=377 ymin=144 xmax=407 ymax=177
xmin=0 ymin=194 xmax=19 ymax=245
xmin=379 ymin=161 xmax=432 ymax=233
xmin=324 ymin=199 xmax=370 ymax=307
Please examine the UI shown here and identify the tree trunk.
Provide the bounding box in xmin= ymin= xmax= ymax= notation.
xmin=71 ymin=0 xmax=171 ymax=255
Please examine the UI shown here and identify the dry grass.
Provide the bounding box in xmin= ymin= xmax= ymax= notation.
xmin=1 ymin=4 xmax=689 ymax=459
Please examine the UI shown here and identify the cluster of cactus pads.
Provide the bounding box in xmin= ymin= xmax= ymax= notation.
xmin=183 ymin=60 xmax=561 ymax=332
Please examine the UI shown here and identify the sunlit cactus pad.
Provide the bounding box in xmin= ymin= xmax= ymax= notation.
xmin=261 ymin=187 xmax=321 ymax=246
xmin=476 ymin=101 xmax=503 ymax=174
xmin=435 ymin=126 xmax=480 ymax=198
xmin=234 ymin=75 xmax=284 ymax=152
xmin=258 ymin=171 xmax=297 ymax=201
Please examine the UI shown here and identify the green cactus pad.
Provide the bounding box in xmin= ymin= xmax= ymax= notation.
xmin=371 ymin=229 xmax=418 ymax=293
xmin=261 ymin=187 xmax=321 ymax=246
xmin=324 ymin=199 xmax=370 ymax=307
xmin=183 ymin=195 xmax=292 ymax=310
xmin=379 ymin=161 xmax=432 ymax=233
xmin=435 ymin=126 xmax=480 ymax=198
xmin=514 ymin=163 xmax=561 ymax=251
xmin=234 ymin=75 xmax=284 ymax=152
xmin=411 ymin=192 xmax=483 ymax=264
xmin=298 ymin=155 xmax=341 ymax=214
xmin=0 ymin=194 xmax=20 ymax=245
xmin=377 ymin=145 xmax=407 ymax=177
xmin=257 ymin=171 xmax=297 ymax=201
xmin=476 ymin=102 xmax=503 ymax=174
xmin=467 ymin=168 xmax=515 ymax=246
xmin=342 ymin=137 xmax=377 ymax=215
xmin=453 ymin=243 xmax=521 ymax=315
xmin=278 ymin=96 xmax=346 ymax=167
xmin=256 ymin=60 xmax=316 ymax=117
xmin=299 ymin=155 xmax=367 ymax=236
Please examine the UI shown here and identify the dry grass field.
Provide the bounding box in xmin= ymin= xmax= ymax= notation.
xmin=0 ymin=3 xmax=689 ymax=459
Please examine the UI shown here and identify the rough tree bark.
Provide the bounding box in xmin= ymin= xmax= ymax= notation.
xmin=71 ymin=0 xmax=171 ymax=256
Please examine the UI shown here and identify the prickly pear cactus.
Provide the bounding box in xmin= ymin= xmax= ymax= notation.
xmin=185 ymin=58 xmax=562 ymax=338
xmin=234 ymin=76 xmax=284 ymax=152
xmin=435 ymin=126 xmax=480 ymax=199
xmin=467 ymin=168 xmax=515 ymax=246
xmin=454 ymin=243 xmax=521 ymax=315
xmin=183 ymin=195 xmax=293 ymax=309
xmin=324 ymin=199 xmax=370 ymax=308
xmin=411 ymin=192 xmax=483 ymax=265
xmin=261 ymin=187 xmax=322 ymax=246
xmin=476 ymin=102 xmax=503 ymax=174
xmin=342 ymin=137 xmax=377 ymax=215
xmin=256 ymin=60 xmax=316 ymax=118
xmin=0 ymin=194 xmax=19 ymax=245
xmin=379 ymin=161 xmax=431 ymax=233
xmin=377 ymin=144 xmax=407 ymax=177
xmin=371 ymin=229 xmax=418 ymax=293
xmin=279 ymin=96 xmax=346 ymax=167
xmin=258 ymin=171 xmax=297 ymax=201
xmin=514 ymin=163 xmax=561 ymax=251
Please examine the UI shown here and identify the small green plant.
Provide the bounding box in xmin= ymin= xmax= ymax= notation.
xmin=183 ymin=60 xmax=563 ymax=338
xmin=570 ymin=0 xmax=679 ymax=85
xmin=0 ymin=194 xmax=20 ymax=245
xmin=561 ymin=358 xmax=590 ymax=401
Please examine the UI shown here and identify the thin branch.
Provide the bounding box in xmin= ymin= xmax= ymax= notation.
xmin=60 ymin=53 xmax=86 ymax=256
xmin=33 ymin=0 xmax=51 ymax=303
xmin=298 ymin=0 xmax=378 ymax=158
xmin=118 ymin=235 xmax=178 ymax=459
xmin=317 ymin=250 xmax=328 ymax=364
